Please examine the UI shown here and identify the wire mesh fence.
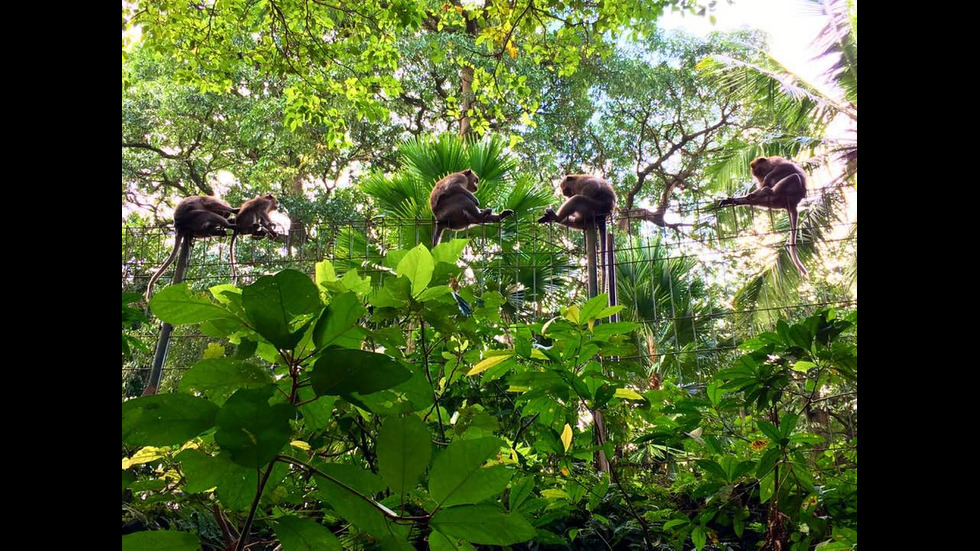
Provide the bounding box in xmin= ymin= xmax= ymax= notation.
xmin=121 ymin=185 xmax=856 ymax=395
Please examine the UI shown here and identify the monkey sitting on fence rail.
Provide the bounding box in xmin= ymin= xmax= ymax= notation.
xmin=717 ymin=155 xmax=809 ymax=277
xmin=145 ymin=196 xmax=238 ymax=301
xmin=429 ymin=169 xmax=514 ymax=247
xmin=230 ymin=194 xmax=281 ymax=285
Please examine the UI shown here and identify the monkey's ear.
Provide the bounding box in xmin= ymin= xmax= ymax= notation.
xmin=463 ymin=169 xmax=474 ymax=176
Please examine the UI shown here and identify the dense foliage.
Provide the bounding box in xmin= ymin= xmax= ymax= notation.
xmin=123 ymin=1 xmax=857 ymax=549
xmin=123 ymin=245 xmax=856 ymax=550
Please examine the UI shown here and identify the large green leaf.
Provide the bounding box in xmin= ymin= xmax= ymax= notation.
xmin=176 ymin=449 xmax=261 ymax=511
xmin=274 ymin=516 xmax=342 ymax=551
xmin=430 ymin=505 xmax=535 ymax=545
xmin=149 ymin=284 xmax=235 ymax=325
xmin=311 ymin=349 xmax=411 ymax=396
xmin=395 ymin=244 xmax=434 ymax=297
xmin=313 ymin=292 xmax=366 ymax=349
xmin=428 ymin=531 xmax=477 ymax=551
xmin=377 ymin=415 xmax=432 ymax=498
xmin=314 ymin=463 xmax=408 ymax=540
xmin=428 ymin=437 xmax=505 ymax=507
xmin=122 ymin=394 xmax=218 ymax=447
xmin=178 ymin=358 xmax=273 ymax=405
xmin=242 ymin=270 xmax=321 ymax=349
xmin=214 ymin=387 xmax=294 ymax=468
xmin=122 ymin=530 xmax=200 ymax=551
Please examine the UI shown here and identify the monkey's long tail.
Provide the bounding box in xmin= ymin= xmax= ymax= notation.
xmin=432 ymin=223 xmax=445 ymax=248
xmin=145 ymin=235 xmax=183 ymax=303
xmin=787 ymin=208 xmax=809 ymax=278
xmin=230 ymin=231 xmax=240 ymax=286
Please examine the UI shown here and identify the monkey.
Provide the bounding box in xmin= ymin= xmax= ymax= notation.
xmin=230 ymin=194 xmax=280 ymax=285
xmin=717 ymin=156 xmax=809 ymax=277
xmin=537 ymin=174 xmax=616 ymax=230
xmin=537 ymin=174 xmax=618 ymax=310
xmin=145 ymin=196 xmax=238 ymax=302
xmin=429 ymin=169 xmax=514 ymax=247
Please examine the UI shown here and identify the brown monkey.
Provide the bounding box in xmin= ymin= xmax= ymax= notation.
xmin=718 ymin=156 xmax=808 ymax=277
xmin=429 ymin=169 xmax=514 ymax=247
xmin=230 ymin=194 xmax=280 ymax=285
xmin=537 ymin=174 xmax=616 ymax=230
xmin=538 ymin=174 xmax=618 ymax=305
xmin=145 ymin=196 xmax=238 ymax=302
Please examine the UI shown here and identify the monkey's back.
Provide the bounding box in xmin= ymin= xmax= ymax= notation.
xmin=429 ymin=174 xmax=466 ymax=213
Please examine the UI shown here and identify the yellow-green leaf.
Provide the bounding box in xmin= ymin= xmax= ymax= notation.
xmin=564 ymin=305 xmax=580 ymax=324
xmin=467 ymin=353 xmax=513 ymax=376
xmin=541 ymin=489 xmax=570 ymax=500
xmin=122 ymin=446 xmax=168 ymax=469
xmin=560 ymin=424 xmax=573 ymax=452
xmin=203 ymin=343 xmax=225 ymax=359
xmin=290 ymin=440 xmax=311 ymax=451
xmin=614 ymin=388 xmax=644 ymax=400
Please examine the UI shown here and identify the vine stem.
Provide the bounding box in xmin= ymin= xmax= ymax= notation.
xmin=235 ymin=462 xmax=277 ymax=551
xmin=275 ymin=455 xmax=431 ymax=522
xmin=420 ymin=318 xmax=446 ymax=442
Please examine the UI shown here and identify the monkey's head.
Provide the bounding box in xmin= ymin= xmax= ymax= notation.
xmin=264 ymin=193 xmax=278 ymax=209
xmin=750 ymin=157 xmax=771 ymax=180
xmin=462 ymin=169 xmax=479 ymax=192
xmin=559 ymin=175 xmax=582 ymax=197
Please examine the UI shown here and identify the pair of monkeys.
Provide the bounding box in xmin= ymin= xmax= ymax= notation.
xmin=430 ymin=155 xmax=808 ymax=275
xmin=427 ymin=170 xmax=615 ymax=246
xmin=144 ymin=194 xmax=279 ymax=301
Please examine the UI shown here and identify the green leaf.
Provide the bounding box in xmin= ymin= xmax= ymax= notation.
xmin=176 ymin=450 xmax=257 ymax=511
xmin=692 ymin=525 xmax=706 ymax=550
xmin=274 ymin=516 xmax=342 ymax=551
xmin=759 ymin=471 xmax=775 ymax=503
xmin=178 ymin=359 xmax=273 ymax=405
xmin=508 ymin=477 xmax=534 ymax=511
xmin=313 ymin=292 xmax=366 ymax=348
xmin=242 ymin=270 xmax=321 ymax=349
xmin=311 ymin=349 xmax=412 ymax=396
xmin=792 ymin=360 xmax=816 ymax=372
xmin=432 ymin=238 xmax=469 ymax=265
xmin=418 ymin=285 xmax=452 ymax=302
xmin=122 ymin=394 xmax=218 ymax=447
xmin=377 ymin=415 xmax=432 ymax=498
xmin=428 ymin=530 xmax=477 ymax=551
xmin=758 ymin=421 xmax=781 ymax=442
xmin=591 ymin=321 xmax=641 ymax=337
xmin=315 ymin=260 xmax=338 ymax=286
xmin=578 ymin=293 xmax=609 ymax=323
xmin=779 ymin=413 xmax=799 ymax=439
xmin=122 ymin=530 xmax=200 ymax=551
xmin=696 ymin=460 xmax=729 ymax=482
xmin=122 ymin=470 xmax=136 ymax=490
xmin=314 ymin=463 xmax=403 ymax=540
xmin=395 ymin=244 xmax=434 ymax=297
xmin=430 ymin=505 xmax=535 ymax=545
xmin=149 ymin=284 xmax=234 ymax=325
xmin=429 ymin=437 xmax=504 ymax=507
xmin=297 ymin=387 xmax=337 ymax=431
xmin=214 ymin=387 xmax=294 ymax=468
xmin=756 ymin=448 xmax=780 ymax=478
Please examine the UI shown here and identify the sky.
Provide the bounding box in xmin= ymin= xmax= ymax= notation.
xmin=659 ymin=0 xmax=837 ymax=90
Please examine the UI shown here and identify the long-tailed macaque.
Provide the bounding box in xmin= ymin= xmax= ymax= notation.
xmin=429 ymin=169 xmax=514 ymax=247
xmin=537 ymin=173 xmax=618 ymax=299
xmin=230 ymin=194 xmax=280 ymax=285
xmin=718 ymin=156 xmax=809 ymax=277
xmin=145 ymin=196 xmax=238 ymax=301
